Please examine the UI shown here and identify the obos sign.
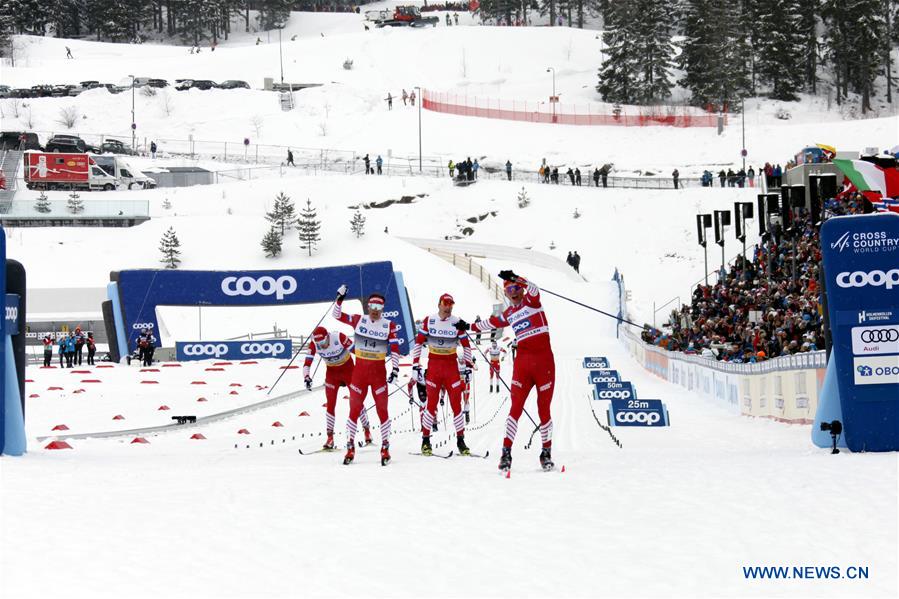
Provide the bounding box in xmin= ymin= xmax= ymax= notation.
xmin=176 ymin=340 xmax=292 ymax=361
xmin=820 ymin=213 xmax=899 ymax=452
xmin=608 ymin=399 xmax=670 ymax=427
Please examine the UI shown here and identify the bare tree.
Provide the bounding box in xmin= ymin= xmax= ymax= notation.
xmin=56 ymin=106 xmax=79 ymax=129
xmin=3 ymin=99 xmax=23 ymax=118
xmin=159 ymin=90 xmax=174 ymax=116
xmin=23 ymin=106 xmax=34 ymax=129
xmin=250 ymin=114 xmax=264 ymax=138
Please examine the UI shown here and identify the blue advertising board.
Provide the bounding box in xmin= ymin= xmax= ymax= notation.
xmin=582 ymin=356 xmax=610 ymax=369
xmin=819 ymin=213 xmax=899 ymax=452
xmin=176 ymin=340 xmax=293 ymax=362
xmin=111 ymin=261 xmax=415 ymax=357
xmin=5 ymin=294 xmax=19 ymax=335
xmin=586 ymin=369 xmax=620 ymax=384
xmin=608 ymin=399 xmax=670 ymax=427
xmin=593 ymin=381 xmax=637 ymax=401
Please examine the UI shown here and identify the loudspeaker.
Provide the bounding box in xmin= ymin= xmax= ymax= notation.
xmin=757 ymin=196 xmax=768 ymax=236
xmin=819 ymin=174 xmax=838 ymax=200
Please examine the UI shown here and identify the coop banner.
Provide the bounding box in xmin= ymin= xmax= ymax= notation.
xmin=820 ymin=213 xmax=899 ymax=452
xmin=582 ymin=356 xmax=610 ymax=369
xmin=608 ymin=399 xmax=670 ymax=427
xmin=176 ymin=340 xmax=292 ymax=362
xmin=110 ymin=262 xmax=415 ymax=356
xmin=593 ymin=381 xmax=637 ymax=401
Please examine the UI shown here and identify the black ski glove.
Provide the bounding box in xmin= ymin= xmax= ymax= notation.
xmin=498 ymin=269 xmax=519 ymax=282
xmin=455 ymin=319 xmax=470 ymax=332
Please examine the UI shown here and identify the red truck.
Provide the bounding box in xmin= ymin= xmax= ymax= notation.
xmin=24 ymin=151 xmax=120 ymax=191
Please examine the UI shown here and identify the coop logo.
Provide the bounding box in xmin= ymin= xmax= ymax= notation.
xmin=608 ymin=399 xmax=669 ymax=427
xmin=240 ymin=342 xmax=285 ymax=357
xmin=582 ymin=356 xmax=610 ymax=369
xmin=132 ymin=322 xmax=155 ymax=330
xmin=383 ymin=310 xmax=400 ymax=318
xmin=5 ymin=305 xmax=18 ymax=323
xmin=183 ymin=343 xmax=229 ymax=358
xmin=831 ymin=230 xmax=899 ymax=254
xmin=616 ymin=411 xmax=660 ymax=425
xmin=588 ymin=373 xmax=620 ymax=384
xmin=598 ymin=389 xmax=633 ymax=400
xmin=512 ymin=319 xmax=531 ymax=332
xmin=853 ymin=356 xmax=899 ymax=385
xmin=836 ymin=269 xmax=899 ymax=290
xmin=221 ymin=275 xmax=298 ymax=300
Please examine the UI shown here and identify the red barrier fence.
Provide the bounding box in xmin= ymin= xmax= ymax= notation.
xmin=421 ymin=89 xmax=724 ymax=128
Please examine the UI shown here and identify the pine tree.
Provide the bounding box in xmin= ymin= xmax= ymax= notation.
xmin=350 ymin=210 xmax=366 ymax=238
xmin=67 ymin=190 xmax=83 ymax=213
xmin=517 ymin=187 xmax=530 ymax=208
xmin=34 ymin=191 xmax=51 ymax=213
xmin=297 ymin=198 xmax=321 ymax=257
xmin=159 ymin=226 xmax=182 ymax=269
xmin=257 ymin=0 xmax=291 ymax=30
xmin=822 ymin=0 xmax=886 ymax=112
xmin=755 ymin=0 xmax=805 ymax=101
xmin=632 ymin=0 xmax=675 ymax=103
xmin=596 ymin=0 xmax=638 ymax=104
xmin=265 ymin=191 xmax=297 ymax=236
xmin=162 ymin=197 xmax=172 ymax=210
xmin=261 ymin=226 xmax=282 ymax=258
xmin=679 ymin=0 xmax=751 ymax=108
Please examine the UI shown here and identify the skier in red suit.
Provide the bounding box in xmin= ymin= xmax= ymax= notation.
xmin=332 ymin=285 xmax=400 ymax=466
xmin=461 ymin=270 xmax=555 ymax=471
xmin=410 ymin=293 xmax=473 ymax=456
xmin=303 ymin=326 xmax=372 ymax=451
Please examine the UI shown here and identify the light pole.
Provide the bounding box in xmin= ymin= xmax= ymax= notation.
xmin=129 ymin=74 xmax=136 ymax=152
xmin=741 ymin=97 xmax=746 ymax=171
xmin=278 ymin=27 xmax=284 ymax=84
xmin=414 ymin=86 xmax=422 ymax=173
xmin=546 ymin=67 xmax=556 ymax=122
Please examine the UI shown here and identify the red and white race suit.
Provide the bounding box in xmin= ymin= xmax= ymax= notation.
xmin=411 ymin=314 xmax=472 ymax=436
xmin=471 ymin=278 xmax=555 ymax=449
xmin=303 ymin=330 xmax=369 ymax=434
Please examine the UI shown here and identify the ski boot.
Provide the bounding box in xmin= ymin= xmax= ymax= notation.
xmin=421 ymin=436 xmax=432 ymax=456
xmin=342 ymin=442 xmax=355 ymax=465
xmin=362 ymin=427 xmax=373 ymax=446
xmin=498 ymin=446 xmax=512 ymax=472
xmin=380 ymin=444 xmax=391 ymax=466
xmin=322 ymin=433 xmax=335 ymax=451
xmin=490 ymin=383 xmax=494 ymax=393
xmin=539 ymin=447 xmax=555 ymax=471
xmin=456 ymin=435 xmax=471 ymax=456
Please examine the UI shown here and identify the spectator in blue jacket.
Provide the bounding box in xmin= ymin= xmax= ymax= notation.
xmin=57 ymin=335 xmax=67 ymax=368
xmin=65 ymin=334 xmax=76 ymax=368
xmin=376 ymin=155 xmax=383 ymax=175
xmin=472 ymin=159 xmax=480 ymax=179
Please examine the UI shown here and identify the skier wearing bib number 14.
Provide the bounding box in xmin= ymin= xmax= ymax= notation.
xmin=303 ymin=327 xmax=374 ymax=451
xmin=332 ymin=284 xmax=400 ymax=466
xmin=458 ymin=270 xmax=556 ymax=472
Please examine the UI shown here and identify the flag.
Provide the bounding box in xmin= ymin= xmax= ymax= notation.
xmin=833 ymin=159 xmax=899 ymax=199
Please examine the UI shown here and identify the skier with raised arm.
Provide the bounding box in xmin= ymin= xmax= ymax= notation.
xmin=303 ymin=326 xmax=373 ymax=450
xmin=458 ymin=271 xmax=556 ymax=471
xmin=332 ymin=285 xmax=400 ymax=465
xmin=411 ymin=293 xmax=473 ymax=456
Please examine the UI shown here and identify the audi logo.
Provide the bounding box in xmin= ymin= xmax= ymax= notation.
xmin=860 ymin=329 xmax=899 ymax=343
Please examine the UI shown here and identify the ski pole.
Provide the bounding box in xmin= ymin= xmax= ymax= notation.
xmin=537 ymin=286 xmax=644 ymax=329
xmin=267 ymin=301 xmax=334 ymax=395
xmin=463 ymin=332 xmax=540 ymax=448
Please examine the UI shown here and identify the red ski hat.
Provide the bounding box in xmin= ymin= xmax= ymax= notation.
xmin=312 ymin=327 xmax=328 ymax=343
xmin=367 ymin=294 xmax=385 ymax=308
xmin=438 ymin=293 xmax=455 ymax=305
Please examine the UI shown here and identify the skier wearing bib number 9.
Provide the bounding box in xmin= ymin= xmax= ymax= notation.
xmin=303 ymin=326 xmax=373 ymax=451
xmin=459 ymin=270 xmax=555 ymax=472
xmin=411 ymin=293 xmax=473 ymax=456
xmin=332 ymin=284 xmax=400 ymax=466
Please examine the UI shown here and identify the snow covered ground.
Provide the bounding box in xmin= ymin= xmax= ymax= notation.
xmin=1 ymin=12 xmax=898 ymax=599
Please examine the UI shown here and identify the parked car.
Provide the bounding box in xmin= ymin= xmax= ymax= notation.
xmin=46 ymin=135 xmax=100 ymax=154
xmin=174 ymin=79 xmax=194 ymax=91
xmin=0 ymin=85 xmax=10 ymax=99
xmin=147 ymin=78 xmax=169 ymax=88
xmin=50 ymin=85 xmax=75 ymax=97
xmin=99 ymin=139 xmax=136 ymax=155
xmin=190 ymin=80 xmax=217 ymax=90
xmin=80 ymin=80 xmax=102 ymax=89
xmin=0 ymin=131 xmax=42 ymax=151
xmin=218 ymin=80 xmax=250 ymax=90
xmin=30 ymin=85 xmax=54 ymax=97
xmin=9 ymin=88 xmax=35 ymax=98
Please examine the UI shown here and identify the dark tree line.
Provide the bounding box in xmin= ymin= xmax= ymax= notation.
xmin=0 ymin=0 xmax=297 ymax=47
xmin=596 ymin=0 xmax=899 ymax=113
